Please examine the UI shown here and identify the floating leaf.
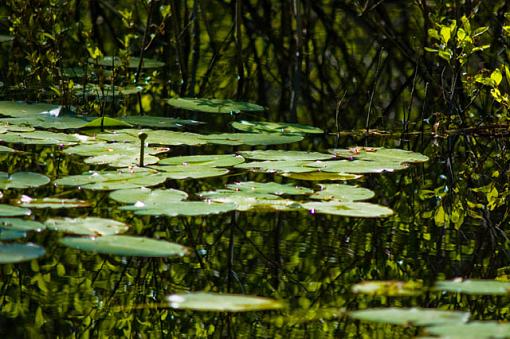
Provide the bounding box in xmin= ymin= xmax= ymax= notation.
xmin=0 ymin=101 xmax=60 ymax=118
xmin=307 ymin=159 xmax=407 ymax=174
xmin=232 ymin=120 xmax=323 ymax=134
xmin=119 ymin=116 xmax=203 ymax=129
xmin=330 ymin=147 xmax=429 ymax=164
xmin=74 ymin=84 xmax=143 ymax=98
xmin=0 ymin=243 xmax=45 ymax=263
xmin=302 ymin=201 xmax=393 ymax=218
xmin=226 ymin=181 xmax=313 ymax=195
xmin=80 ymin=117 xmax=133 ymax=128
xmin=97 ymin=129 xmax=206 ymax=146
xmin=239 ymin=150 xmax=332 ymax=161
xmin=59 ymin=235 xmax=188 ymax=257
xmin=281 ymin=172 xmax=362 ymax=181
xmin=168 ymin=98 xmax=264 ymax=114
xmin=0 ymin=204 xmax=31 ymax=216
xmin=310 ymin=184 xmax=375 ymax=201
xmin=167 ymin=292 xmax=283 ymax=312
xmin=55 ymin=170 xmax=168 ymax=190
xmin=121 ymin=201 xmax=236 ymax=217
xmin=45 ymin=217 xmax=128 ymax=235
xmin=235 ymin=160 xmax=315 ymax=173
xmin=150 ymin=165 xmax=229 ymax=180
xmin=425 ymin=321 xmax=510 ymax=339
xmin=109 ymin=187 xmax=188 ymax=204
xmin=0 ymin=145 xmax=16 ymax=153
xmin=159 ymin=154 xmax=245 ymax=167
xmin=0 ymin=228 xmax=26 ymax=240
xmin=0 ymin=218 xmax=45 ymax=231
xmin=0 ymin=172 xmax=50 ymax=189
xmin=0 ymin=131 xmax=88 ymax=145
xmin=199 ymin=133 xmax=303 ymax=146
xmin=350 ymin=307 xmax=469 ymax=326
xmin=352 ymin=281 xmax=423 ymax=296
xmin=91 ymin=56 xmax=165 ymax=69
xmin=2 ymin=115 xmax=89 ymax=130
xmin=434 ymin=279 xmax=510 ymax=295
xmin=16 ymin=196 xmax=90 ymax=209
xmin=199 ymin=190 xmax=301 ymax=212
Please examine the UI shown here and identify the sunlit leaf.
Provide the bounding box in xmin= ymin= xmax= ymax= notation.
xmin=350 ymin=307 xmax=469 ymax=326
xmin=97 ymin=129 xmax=207 ymax=146
xmin=232 ymin=120 xmax=323 ymax=134
xmin=119 ymin=116 xmax=203 ymax=129
xmin=226 ymin=181 xmax=313 ymax=195
xmin=0 ymin=228 xmax=26 ymax=240
xmin=168 ymin=97 xmax=264 ymax=114
xmin=16 ymin=197 xmax=90 ymax=209
xmin=281 ymin=172 xmax=362 ymax=181
xmin=159 ymin=154 xmax=245 ymax=167
xmin=239 ymin=150 xmax=332 ymax=161
xmin=307 ymin=159 xmax=407 ymax=174
xmin=167 ymin=292 xmax=284 ymax=312
xmin=0 ymin=130 xmax=89 ymax=145
xmin=434 ymin=279 xmax=510 ymax=295
xmin=0 ymin=243 xmax=45 ymax=263
xmin=0 ymin=204 xmax=31 ymax=216
xmin=120 ymin=201 xmax=236 ymax=216
xmin=0 ymin=172 xmax=50 ymax=189
xmin=199 ymin=133 xmax=303 ymax=146
xmin=235 ymin=160 xmax=316 ymax=173
xmin=352 ymin=280 xmax=423 ymax=296
xmin=149 ymin=165 xmax=229 ymax=179
xmin=0 ymin=101 xmax=60 ymax=118
xmin=302 ymin=201 xmax=393 ymax=218
xmin=45 ymin=217 xmax=128 ymax=235
xmin=330 ymin=147 xmax=429 ymax=164
xmin=55 ymin=170 xmax=168 ymax=190
xmin=0 ymin=218 xmax=45 ymax=231
xmin=80 ymin=117 xmax=133 ymax=128
xmin=425 ymin=321 xmax=510 ymax=338
xmin=59 ymin=235 xmax=188 ymax=257
xmin=310 ymin=184 xmax=374 ymax=201
xmin=90 ymin=56 xmax=165 ymax=69
xmin=109 ymin=187 xmax=188 ymax=204
xmin=199 ymin=189 xmax=301 ymax=212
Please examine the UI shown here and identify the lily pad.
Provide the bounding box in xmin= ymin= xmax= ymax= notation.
xmin=0 ymin=145 xmax=16 ymax=153
xmin=226 ymin=181 xmax=313 ymax=195
xmin=239 ymin=150 xmax=333 ymax=161
xmin=91 ymin=56 xmax=165 ymax=69
xmin=0 ymin=172 xmax=50 ymax=189
xmin=199 ymin=189 xmax=301 ymax=212
xmin=80 ymin=117 xmax=133 ymax=128
xmin=2 ymin=115 xmax=89 ymax=130
xmin=120 ymin=201 xmax=236 ymax=217
xmin=352 ymin=280 xmax=423 ymax=296
xmin=0 ymin=228 xmax=27 ymax=240
xmin=330 ymin=147 xmax=429 ymax=164
xmin=350 ymin=307 xmax=469 ymax=326
xmin=434 ymin=279 xmax=510 ymax=295
xmin=0 ymin=204 xmax=31 ymax=216
xmin=0 ymin=131 xmax=88 ymax=146
xmin=159 ymin=154 xmax=245 ymax=167
xmin=166 ymin=292 xmax=283 ymax=312
xmin=310 ymin=184 xmax=375 ymax=201
xmin=150 ymin=165 xmax=229 ymax=180
xmin=302 ymin=201 xmax=393 ymax=218
xmin=109 ymin=187 xmax=188 ymax=204
xmin=97 ymin=129 xmax=206 ymax=146
xmin=232 ymin=120 xmax=323 ymax=134
xmin=59 ymin=235 xmax=188 ymax=257
xmin=168 ymin=98 xmax=264 ymax=114
xmin=0 ymin=101 xmax=60 ymax=118
xmin=425 ymin=321 xmax=510 ymax=338
xmin=16 ymin=196 xmax=90 ymax=209
xmin=306 ymin=159 xmax=407 ymax=174
xmin=235 ymin=160 xmax=316 ymax=173
xmin=0 ymin=218 xmax=45 ymax=231
xmin=0 ymin=243 xmax=45 ymax=263
xmin=119 ymin=116 xmax=203 ymax=129
xmin=45 ymin=217 xmax=128 ymax=235
xmin=199 ymin=133 xmax=303 ymax=146
xmin=280 ymin=172 xmax=362 ymax=181
xmin=55 ymin=170 xmax=168 ymax=190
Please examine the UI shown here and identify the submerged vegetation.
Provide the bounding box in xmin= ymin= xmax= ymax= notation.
xmin=1 ymin=1 xmax=510 ymax=337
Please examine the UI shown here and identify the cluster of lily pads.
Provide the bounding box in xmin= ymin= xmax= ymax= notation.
xmin=0 ymin=96 xmax=430 ymax=313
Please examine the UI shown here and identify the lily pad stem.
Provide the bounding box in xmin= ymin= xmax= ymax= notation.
xmin=138 ymin=132 xmax=148 ymax=167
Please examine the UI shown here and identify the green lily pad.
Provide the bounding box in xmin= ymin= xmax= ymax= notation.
xmin=168 ymin=98 xmax=264 ymax=114
xmin=120 ymin=201 xmax=236 ymax=217
xmin=350 ymin=307 xmax=469 ymax=326
xmin=97 ymin=129 xmax=206 ymax=146
xmin=226 ymin=181 xmax=313 ymax=195
xmin=55 ymin=170 xmax=168 ymax=190
xmin=239 ymin=150 xmax=333 ymax=161
xmin=159 ymin=154 xmax=245 ymax=167
xmin=80 ymin=117 xmax=133 ymax=128
xmin=302 ymin=201 xmax=393 ymax=218
xmin=232 ymin=120 xmax=323 ymax=134
xmin=45 ymin=217 xmax=128 ymax=235
xmin=90 ymin=56 xmax=165 ymax=69
xmin=0 ymin=131 xmax=89 ymax=145
xmin=0 ymin=204 xmax=31 ymax=216
xmin=352 ymin=280 xmax=423 ymax=296
xmin=74 ymin=84 xmax=143 ymax=98
xmin=434 ymin=279 xmax=510 ymax=295
xmin=425 ymin=321 xmax=510 ymax=339
xmin=149 ymin=165 xmax=229 ymax=180
xmin=59 ymin=235 xmax=188 ymax=257
xmin=0 ymin=172 xmax=50 ymax=189
xmin=2 ymin=115 xmax=89 ymax=130
xmin=199 ymin=133 xmax=303 ymax=146
xmin=280 ymin=172 xmax=362 ymax=181
xmin=109 ymin=187 xmax=188 ymax=204
xmin=0 ymin=243 xmax=46 ymax=263
xmin=167 ymin=292 xmax=284 ymax=312
xmin=330 ymin=147 xmax=429 ymax=163
xmin=16 ymin=196 xmax=90 ymax=209
xmin=119 ymin=116 xmax=203 ymax=129
xmin=0 ymin=218 xmax=45 ymax=231
xmin=0 ymin=145 xmax=16 ymax=153
xmin=235 ymin=160 xmax=316 ymax=173
xmin=0 ymin=228 xmax=27 ymax=240
xmin=310 ymin=184 xmax=375 ymax=201
xmin=0 ymin=101 xmax=60 ymax=118
xmin=307 ymin=159 xmax=407 ymax=174
xmin=199 ymin=190 xmax=301 ymax=212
